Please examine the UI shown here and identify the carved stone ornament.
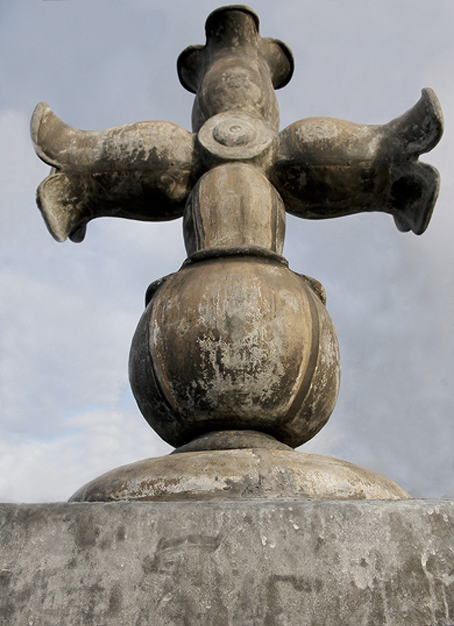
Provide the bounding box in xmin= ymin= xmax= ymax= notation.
xmin=31 ymin=5 xmax=443 ymax=501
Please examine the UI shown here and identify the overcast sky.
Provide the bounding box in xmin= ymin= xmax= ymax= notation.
xmin=1 ymin=0 xmax=453 ymax=502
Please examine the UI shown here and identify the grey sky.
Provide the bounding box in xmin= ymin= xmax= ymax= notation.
xmin=1 ymin=0 xmax=453 ymax=502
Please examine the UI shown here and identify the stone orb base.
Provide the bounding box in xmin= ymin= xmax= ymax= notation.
xmin=70 ymin=446 xmax=410 ymax=502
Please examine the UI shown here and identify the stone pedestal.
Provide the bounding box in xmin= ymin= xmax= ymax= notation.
xmin=1 ymin=499 xmax=453 ymax=625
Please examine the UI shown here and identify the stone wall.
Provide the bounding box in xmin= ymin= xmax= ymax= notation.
xmin=1 ymin=499 xmax=453 ymax=625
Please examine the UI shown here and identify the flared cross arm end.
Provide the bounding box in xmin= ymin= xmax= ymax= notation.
xmin=31 ymin=103 xmax=202 ymax=242
xmin=270 ymin=88 xmax=444 ymax=235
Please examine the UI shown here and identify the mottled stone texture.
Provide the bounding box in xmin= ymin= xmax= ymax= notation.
xmin=1 ymin=500 xmax=453 ymax=625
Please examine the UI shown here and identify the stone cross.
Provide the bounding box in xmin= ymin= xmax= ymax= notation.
xmin=32 ymin=6 xmax=443 ymax=500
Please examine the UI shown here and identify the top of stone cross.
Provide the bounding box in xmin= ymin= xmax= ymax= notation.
xmin=31 ymin=4 xmax=442 ymax=244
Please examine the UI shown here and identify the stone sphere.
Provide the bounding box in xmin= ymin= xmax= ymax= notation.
xmin=129 ymin=255 xmax=340 ymax=448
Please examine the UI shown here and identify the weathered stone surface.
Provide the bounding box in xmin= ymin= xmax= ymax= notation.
xmin=129 ymin=254 xmax=340 ymax=449
xmin=69 ymin=445 xmax=410 ymax=502
xmin=1 ymin=500 xmax=453 ymax=625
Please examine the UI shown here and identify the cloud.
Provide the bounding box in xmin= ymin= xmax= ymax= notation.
xmin=0 ymin=406 xmax=172 ymax=503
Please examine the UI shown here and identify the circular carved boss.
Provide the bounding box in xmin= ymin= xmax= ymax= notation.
xmin=129 ymin=256 xmax=340 ymax=449
xmin=197 ymin=111 xmax=275 ymax=162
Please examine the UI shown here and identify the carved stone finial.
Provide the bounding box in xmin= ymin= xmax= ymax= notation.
xmin=31 ymin=6 xmax=443 ymax=501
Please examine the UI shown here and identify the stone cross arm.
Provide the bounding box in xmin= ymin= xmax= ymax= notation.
xmin=270 ymin=88 xmax=442 ymax=235
xmin=31 ymin=103 xmax=202 ymax=243
xmin=31 ymin=89 xmax=442 ymax=243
